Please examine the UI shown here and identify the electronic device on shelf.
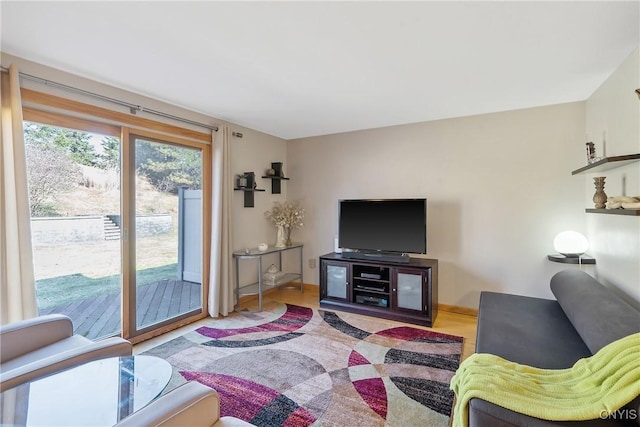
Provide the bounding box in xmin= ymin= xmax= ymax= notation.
xmin=355 ymin=294 xmax=388 ymax=307
xmin=338 ymin=198 xmax=427 ymax=263
xmin=354 ymin=285 xmax=387 ymax=292
xmin=360 ymin=272 xmax=381 ymax=279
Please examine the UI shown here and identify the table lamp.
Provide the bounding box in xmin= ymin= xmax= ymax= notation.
xmin=553 ymin=231 xmax=589 ymax=257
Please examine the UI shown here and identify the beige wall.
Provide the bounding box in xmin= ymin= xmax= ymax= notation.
xmin=585 ymin=47 xmax=640 ymax=308
xmin=288 ymin=102 xmax=591 ymax=309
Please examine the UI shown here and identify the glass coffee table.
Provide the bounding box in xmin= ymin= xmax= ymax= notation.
xmin=0 ymin=355 xmax=172 ymax=426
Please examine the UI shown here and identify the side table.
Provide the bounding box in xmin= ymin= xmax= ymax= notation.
xmin=0 ymin=355 xmax=172 ymax=426
xmin=233 ymin=243 xmax=303 ymax=311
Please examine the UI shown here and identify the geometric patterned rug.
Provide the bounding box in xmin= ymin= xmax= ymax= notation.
xmin=142 ymin=302 xmax=464 ymax=427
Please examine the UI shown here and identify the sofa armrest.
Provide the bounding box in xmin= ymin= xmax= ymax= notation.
xmin=551 ymin=270 xmax=640 ymax=354
xmin=0 ymin=314 xmax=74 ymax=363
xmin=1 ymin=336 xmax=132 ymax=392
xmin=115 ymin=381 xmax=221 ymax=427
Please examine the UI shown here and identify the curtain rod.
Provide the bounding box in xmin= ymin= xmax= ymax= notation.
xmin=1 ymin=66 xmax=219 ymax=132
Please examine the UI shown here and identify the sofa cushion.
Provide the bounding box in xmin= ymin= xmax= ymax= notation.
xmin=475 ymin=292 xmax=591 ymax=368
xmin=551 ymin=270 xmax=640 ymax=354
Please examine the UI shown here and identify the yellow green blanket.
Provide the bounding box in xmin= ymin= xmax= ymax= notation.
xmin=450 ymin=333 xmax=640 ymax=427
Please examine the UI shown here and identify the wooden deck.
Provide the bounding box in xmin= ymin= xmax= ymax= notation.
xmin=39 ymin=280 xmax=202 ymax=340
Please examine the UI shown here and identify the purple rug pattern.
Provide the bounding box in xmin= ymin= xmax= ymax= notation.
xmin=142 ymin=303 xmax=464 ymax=427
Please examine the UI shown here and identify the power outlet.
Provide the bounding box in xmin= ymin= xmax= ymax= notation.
xmin=309 ymin=258 xmax=316 ymax=269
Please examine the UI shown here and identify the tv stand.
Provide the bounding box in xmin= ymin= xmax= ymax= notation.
xmin=341 ymin=250 xmax=411 ymax=264
xmin=319 ymin=252 xmax=438 ymax=327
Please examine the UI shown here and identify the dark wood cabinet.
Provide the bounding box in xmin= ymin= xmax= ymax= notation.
xmin=319 ymin=253 xmax=438 ymax=327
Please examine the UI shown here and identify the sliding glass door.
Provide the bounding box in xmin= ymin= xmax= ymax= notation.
xmin=24 ymin=121 xmax=123 ymax=339
xmin=128 ymin=132 xmax=205 ymax=335
xmin=23 ymin=109 xmax=210 ymax=341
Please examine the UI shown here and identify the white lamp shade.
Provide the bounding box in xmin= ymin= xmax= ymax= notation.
xmin=553 ymin=231 xmax=589 ymax=257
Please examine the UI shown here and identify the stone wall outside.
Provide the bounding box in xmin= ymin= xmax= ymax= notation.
xmin=31 ymin=214 xmax=172 ymax=245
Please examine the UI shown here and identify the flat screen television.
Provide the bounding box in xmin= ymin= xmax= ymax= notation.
xmin=338 ymin=199 xmax=427 ymax=260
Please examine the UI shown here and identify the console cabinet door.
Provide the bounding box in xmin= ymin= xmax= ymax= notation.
xmin=321 ymin=260 xmax=351 ymax=302
xmin=392 ymin=267 xmax=429 ymax=316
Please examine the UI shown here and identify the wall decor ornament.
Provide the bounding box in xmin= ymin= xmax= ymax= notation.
xmin=262 ymin=264 xmax=284 ymax=285
xmin=236 ymin=174 xmax=248 ymax=188
xmin=593 ymin=177 xmax=607 ymax=209
xmin=606 ymin=196 xmax=640 ymax=210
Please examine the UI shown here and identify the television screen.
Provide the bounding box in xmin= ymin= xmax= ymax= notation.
xmin=338 ymin=199 xmax=427 ymax=254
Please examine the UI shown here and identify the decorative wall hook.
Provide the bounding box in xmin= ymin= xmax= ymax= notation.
xmin=232 ymin=131 xmax=243 ymax=138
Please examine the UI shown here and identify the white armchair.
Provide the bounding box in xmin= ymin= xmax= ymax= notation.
xmin=0 ymin=313 xmax=132 ymax=391
xmin=115 ymin=381 xmax=255 ymax=427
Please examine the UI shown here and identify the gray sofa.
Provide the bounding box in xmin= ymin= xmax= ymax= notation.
xmin=472 ymin=269 xmax=640 ymax=427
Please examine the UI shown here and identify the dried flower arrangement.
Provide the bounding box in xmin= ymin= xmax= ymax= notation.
xmin=265 ymin=201 xmax=304 ymax=246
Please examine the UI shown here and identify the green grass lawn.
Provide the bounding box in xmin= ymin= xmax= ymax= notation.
xmin=36 ymin=264 xmax=179 ymax=310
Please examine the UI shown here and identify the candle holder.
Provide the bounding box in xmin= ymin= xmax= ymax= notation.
xmin=585 ymin=142 xmax=601 ymax=164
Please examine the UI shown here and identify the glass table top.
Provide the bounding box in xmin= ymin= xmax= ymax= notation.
xmin=0 ymin=355 xmax=172 ymax=426
xmin=233 ymin=243 xmax=302 ymax=257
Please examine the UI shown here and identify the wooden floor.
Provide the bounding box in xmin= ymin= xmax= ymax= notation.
xmin=40 ymin=280 xmax=202 ymax=340
xmin=135 ymin=285 xmax=478 ymax=361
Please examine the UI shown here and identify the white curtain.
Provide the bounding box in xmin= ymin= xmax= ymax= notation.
xmin=0 ymin=65 xmax=38 ymax=324
xmin=208 ymin=125 xmax=234 ymax=317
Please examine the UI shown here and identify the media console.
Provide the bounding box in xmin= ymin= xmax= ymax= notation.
xmin=319 ymin=252 xmax=438 ymax=327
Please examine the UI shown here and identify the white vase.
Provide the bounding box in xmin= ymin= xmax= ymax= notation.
xmin=275 ymin=225 xmax=286 ymax=248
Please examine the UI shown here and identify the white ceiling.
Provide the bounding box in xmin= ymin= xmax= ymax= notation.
xmin=1 ymin=1 xmax=639 ymax=140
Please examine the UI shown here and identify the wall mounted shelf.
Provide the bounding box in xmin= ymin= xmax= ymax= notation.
xmin=585 ymin=208 xmax=640 ymax=216
xmin=547 ymin=254 xmax=596 ymax=264
xmin=234 ymin=172 xmax=264 ymax=207
xmin=234 ymin=188 xmax=265 ymax=208
xmin=261 ymin=175 xmax=290 ymax=194
xmin=261 ymin=162 xmax=289 ymax=194
xmin=571 ymin=153 xmax=640 ymax=215
xmin=572 ymin=153 xmax=640 ymax=175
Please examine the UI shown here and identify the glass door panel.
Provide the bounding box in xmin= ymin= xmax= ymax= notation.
xmin=24 ymin=121 xmax=122 ymax=339
xmin=396 ymin=272 xmax=423 ymax=311
xmin=133 ymin=137 xmax=203 ymax=330
xmin=326 ymin=264 xmax=348 ymax=300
